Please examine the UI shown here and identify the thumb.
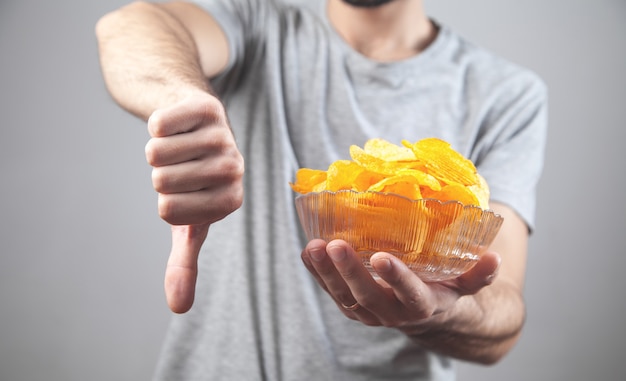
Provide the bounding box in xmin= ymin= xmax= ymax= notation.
xmin=164 ymin=223 xmax=209 ymax=313
xmin=455 ymin=251 xmax=501 ymax=295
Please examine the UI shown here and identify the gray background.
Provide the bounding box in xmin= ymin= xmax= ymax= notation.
xmin=1 ymin=0 xmax=624 ymax=380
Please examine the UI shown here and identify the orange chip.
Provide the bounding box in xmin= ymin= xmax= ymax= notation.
xmin=352 ymin=169 xmax=386 ymax=192
xmin=395 ymin=168 xmax=442 ymax=191
xmin=289 ymin=168 xmax=327 ymax=194
xmin=370 ymin=177 xmax=422 ymax=200
xmin=291 ymin=137 xmax=490 ymax=210
xmin=402 ymin=138 xmax=478 ymax=186
xmin=432 ymin=183 xmax=480 ymax=207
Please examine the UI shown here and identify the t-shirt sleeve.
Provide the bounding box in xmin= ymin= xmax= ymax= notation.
xmin=475 ymin=71 xmax=548 ymax=232
xmin=192 ymin=0 xmax=272 ymax=77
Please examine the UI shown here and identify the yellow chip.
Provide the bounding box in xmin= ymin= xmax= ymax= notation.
xmin=350 ymin=145 xmax=415 ymax=176
xmin=467 ymin=173 xmax=490 ymax=209
xmin=364 ymin=138 xmax=416 ymax=162
xmin=352 ymin=169 xmax=386 ymax=192
xmin=291 ymin=137 xmax=490 ymax=210
xmin=402 ymin=138 xmax=479 ymax=186
xmin=325 ymin=160 xmax=362 ymax=192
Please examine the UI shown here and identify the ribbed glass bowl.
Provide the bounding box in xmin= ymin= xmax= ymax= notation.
xmin=295 ymin=190 xmax=503 ymax=282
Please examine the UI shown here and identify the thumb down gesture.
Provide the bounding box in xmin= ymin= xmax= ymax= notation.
xmin=144 ymin=92 xmax=244 ymax=313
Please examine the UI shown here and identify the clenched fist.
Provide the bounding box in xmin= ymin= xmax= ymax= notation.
xmin=144 ymin=92 xmax=244 ymax=313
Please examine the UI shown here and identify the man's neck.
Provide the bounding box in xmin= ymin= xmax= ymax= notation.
xmin=327 ymin=0 xmax=436 ymax=62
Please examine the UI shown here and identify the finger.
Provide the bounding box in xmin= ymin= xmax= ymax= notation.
xmin=157 ymin=185 xmax=243 ymax=226
xmin=302 ymin=240 xmax=382 ymax=324
xmin=370 ymin=252 xmax=435 ymax=320
xmin=303 ymin=240 xmax=358 ymax=309
xmin=145 ymin=125 xmax=237 ymax=167
xmin=455 ymin=251 xmax=501 ymax=295
xmin=151 ymin=152 xmax=242 ymax=194
xmin=324 ymin=241 xmax=389 ymax=310
xmin=145 ymin=131 xmax=207 ymax=167
xmin=164 ymin=223 xmax=210 ymax=313
xmin=147 ymin=95 xmax=225 ymax=137
xmin=300 ymin=239 xmax=332 ymax=294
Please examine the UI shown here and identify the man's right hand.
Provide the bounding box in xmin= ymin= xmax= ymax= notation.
xmin=144 ymin=92 xmax=245 ymax=313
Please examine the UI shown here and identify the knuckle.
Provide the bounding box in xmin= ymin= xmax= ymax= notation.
xmin=230 ymin=151 xmax=246 ymax=179
xmin=339 ymin=266 xmax=360 ymax=282
xmin=147 ymin=110 xmax=164 ymax=137
xmin=157 ymin=195 xmax=179 ymax=225
xmin=204 ymin=186 xmax=244 ymax=224
xmin=152 ymin=168 xmax=177 ymax=194
xmin=151 ymin=168 xmax=165 ymax=192
xmin=200 ymin=147 xmax=244 ymax=190
xmin=356 ymin=295 xmax=377 ymax=311
xmin=334 ymin=292 xmax=355 ymax=307
xmin=202 ymin=127 xmax=231 ymax=151
xmin=313 ymin=261 xmax=336 ymax=277
xmin=229 ymin=183 xmax=245 ymax=209
xmin=203 ymin=96 xmax=227 ymax=123
xmin=215 ymin=151 xmax=245 ymax=181
xmin=144 ymin=140 xmax=157 ymax=165
xmin=221 ymin=187 xmax=244 ymax=216
xmin=228 ymin=162 xmax=245 ymax=188
xmin=405 ymin=300 xmax=434 ymax=320
xmin=145 ymin=139 xmax=165 ymax=167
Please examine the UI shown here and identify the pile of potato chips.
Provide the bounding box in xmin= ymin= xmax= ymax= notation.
xmin=290 ymin=138 xmax=490 ymax=209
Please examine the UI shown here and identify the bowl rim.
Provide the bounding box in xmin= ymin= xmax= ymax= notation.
xmin=294 ymin=189 xmax=503 ymax=218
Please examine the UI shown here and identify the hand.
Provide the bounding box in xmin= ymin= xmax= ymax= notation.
xmin=145 ymin=92 xmax=245 ymax=313
xmin=301 ymin=239 xmax=500 ymax=331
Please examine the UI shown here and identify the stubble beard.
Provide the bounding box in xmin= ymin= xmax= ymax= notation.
xmin=340 ymin=0 xmax=397 ymax=8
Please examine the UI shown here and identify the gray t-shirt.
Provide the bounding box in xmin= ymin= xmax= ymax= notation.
xmin=153 ymin=1 xmax=547 ymax=380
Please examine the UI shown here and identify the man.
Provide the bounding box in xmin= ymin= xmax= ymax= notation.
xmin=96 ymin=0 xmax=546 ymax=379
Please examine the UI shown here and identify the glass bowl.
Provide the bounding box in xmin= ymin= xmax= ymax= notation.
xmin=295 ymin=190 xmax=503 ymax=282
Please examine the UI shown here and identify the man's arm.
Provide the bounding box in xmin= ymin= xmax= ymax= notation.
xmin=95 ymin=0 xmax=229 ymax=119
xmin=95 ymin=1 xmax=244 ymax=314
xmin=301 ymin=201 xmax=528 ymax=364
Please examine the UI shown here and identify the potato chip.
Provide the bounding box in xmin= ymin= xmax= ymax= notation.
xmin=467 ymin=173 xmax=490 ymax=209
xmin=367 ymin=175 xmax=423 ymax=200
xmin=352 ymin=169 xmax=385 ymax=192
xmin=326 ymin=160 xmax=362 ymax=192
xmin=290 ymin=137 xmax=490 ymax=210
xmin=394 ymin=168 xmax=441 ymax=191
xmin=350 ymin=145 xmax=416 ymax=176
xmin=432 ymin=183 xmax=480 ymax=207
xmin=402 ymin=138 xmax=478 ymax=186
xmin=290 ymin=168 xmax=327 ymax=194
xmin=363 ymin=138 xmax=416 ymax=162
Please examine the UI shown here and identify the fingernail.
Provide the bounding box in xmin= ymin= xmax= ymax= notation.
xmin=327 ymin=245 xmax=346 ymax=262
xmin=309 ymin=247 xmax=326 ymax=262
xmin=372 ymin=257 xmax=392 ymax=273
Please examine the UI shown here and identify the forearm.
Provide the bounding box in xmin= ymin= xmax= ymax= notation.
xmin=95 ymin=1 xmax=209 ymax=120
xmin=403 ymin=279 xmax=526 ymax=364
